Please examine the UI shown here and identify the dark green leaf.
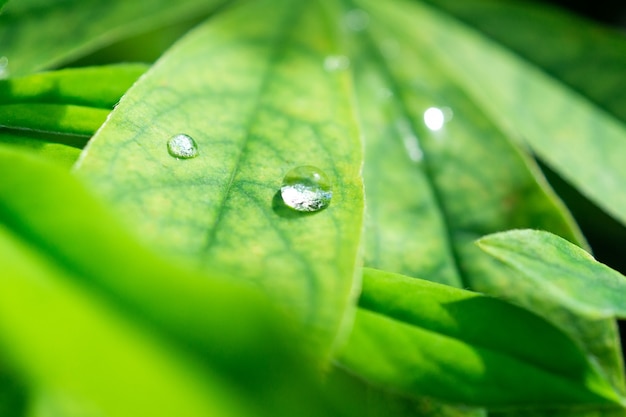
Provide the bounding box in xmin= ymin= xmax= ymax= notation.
xmin=337 ymin=268 xmax=623 ymax=408
xmin=0 ymin=0 xmax=226 ymax=76
xmin=76 ymin=0 xmax=364 ymax=358
xmin=351 ymin=0 xmax=624 ymax=392
xmin=391 ymin=0 xmax=626 ymax=228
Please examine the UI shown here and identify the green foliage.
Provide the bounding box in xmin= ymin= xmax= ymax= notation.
xmin=2 ymin=0 xmax=626 ymax=416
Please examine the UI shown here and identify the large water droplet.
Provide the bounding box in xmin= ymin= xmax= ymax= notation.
xmin=167 ymin=134 xmax=198 ymax=159
xmin=324 ymin=55 xmax=350 ymax=72
xmin=281 ymin=166 xmax=333 ymax=212
xmin=344 ymin=9 xmax=370 ymax=32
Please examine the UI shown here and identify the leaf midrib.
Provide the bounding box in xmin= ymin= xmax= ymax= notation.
xmin=202 ymin=1 xmax=306 ymax=254
xmin=350 ymin=0 xmax=467 ymax=289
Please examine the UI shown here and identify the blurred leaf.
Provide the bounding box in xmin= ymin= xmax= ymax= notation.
xmin=0 ymin=64 xmax=148 ymax=107
xmin=394 ymin=0 xmax=626 ymax=228
xmin=0 ymin=225 xmax=256 ymax=417
xmin=0 ymin=0 xmax=227 ymax=76
xmin=350 ymin=0 xmax=583 ymax=290
xmin=76 ymin=0 xmax=364 ymax=358
xmin=0 ymin=65 xmax=147 ymax=162
xmin=352 ymin=0 xmax=625 ymax=393
xmin=337 ymin=268 xmax=623 ymax=408
xmin=0 ymin=129 xmax=83 ymax=167
xmin=478 ymin=229 xmax=626 ymax=319
xmin=0 ymin=145 xmax=354 ymax=417
xmin=328 ymin=368 xmax=486 ymax=417
xmin=422 ymin=0 xmax=626 ymax=123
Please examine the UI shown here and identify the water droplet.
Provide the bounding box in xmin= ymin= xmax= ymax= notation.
xmin=324 ymin=55 xmax=350 ymax=72
xmin=344 ymin=9 xmax=370 ymax=32
xmin=396 ymin=119 xmax=424 ymax=162
xmin=424 ymin=107 xmax=445 ymax=131
xmin=281 ymin=166 xmax=333 ymax=212
xmin=0 ymin=56 xmax=9 ymax=79
xmin=167 ymin=134 xmax=198 ymax=159
xmin=423 ymin=107 xmax=453 ymax=131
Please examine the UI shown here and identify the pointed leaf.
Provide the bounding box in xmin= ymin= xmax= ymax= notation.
xmin=0 ymin=0 xmax=226 ymax=76
xmin=352 ymin=0 xmax=624 ymax=390
xmin=0 ymin=65 xmax=146 ymax=164
xmin=337 ymin=268 xmax=622 ymax=408
xmin=399 ymin=0 xmax=626 ymax=228
xmin=76 ymin=0 xmax=364 ymax=357
xmin=478 ymin=229 xmax=626 ymax=319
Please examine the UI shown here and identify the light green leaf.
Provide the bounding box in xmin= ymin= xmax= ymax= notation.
xmin=0 ymin=225 xmax=255 ymax=417
xmin=336 ymin=268 xmax=623 ymax=408
xmin=352 ymin=0 xmax=624 ymax=392
xmin=0 ymin=130 xmax=82 ymax=168
xmin=477 ymin=229 xmax=626 ymax=319
xmin=0 ymin=103 xmax=108 ymax=135
xmin=0 ymin=64 xmax=148 ymax=108
xmin=76 ymin=0 xmax=364 ymax=358
xmin=398 ymin=0 xmax=626 ymax=228
xmin=0 ymin=144 xmax=355 ymax=417
xmin=0 ymin=65 xmax=147 ymax=163
xmin=0 ymin=0 xmax=226 ymax=76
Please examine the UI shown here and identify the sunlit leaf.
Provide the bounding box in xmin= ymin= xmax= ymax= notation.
xmin=351 ymin=0 xmax=625 ymax=393
xmin=399 ymin=0 xmax=626 ymax=229
xmin=76 ymin=0 xmax=364 ymax=358
xmin=337 ymin=268 xmax=623 ymax=408
xmin=478 ymin=229 xmax=626 ymax=319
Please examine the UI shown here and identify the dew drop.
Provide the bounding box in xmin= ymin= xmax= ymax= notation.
xmin=424 ymin=107 xmax=445 ymax=131
xmin=0 ymin=56 xmax=9 ymax=79
xmin=167 ymin=133 xmax=198 ymax=159
xmin=280 ymin=166 xmax=333 ymax=212
xmin=324 ymin=55 xmax=350 ymax=72
xmin=344 ymin=9 xmax=370 ymax=32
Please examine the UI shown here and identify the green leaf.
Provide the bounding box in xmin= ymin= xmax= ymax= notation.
xmin=477 ymin=229 xmax=626 ymax=319
xmin=0 ymin=65 xmax=147 ymax=164
xmin=0 ymin=144 xmax=357 ymax=417
xmin=76 ymin=0 xmax=364 ymax=358
xmin=422 ymin=0 xmax=626 ymax=123
xmin=336 ymin=268 xmax=623 ymax=408
xmin=328 ymin=367 xmax=486 ymax=417
xmin=351 ymin=0 xmax=624 ymax=393
xmin=350 ymin=0 xmax=583 ymax=285
xmin=0 ymin=64 xmax=148 ymax=108
xmin=0 ymin=129 xmax=84 ymax=167
xmin=400 ymin=0 xmax=626 ymax=228
xmin=0 ymin=225 xmax=257 ymax=417
xmin=0 ymin=0 xmax=226 ymax=76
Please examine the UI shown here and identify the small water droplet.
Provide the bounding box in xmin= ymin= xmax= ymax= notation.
xmin=0 ymin=56 xmax=9 ymax=79
xmin=344 ymin=9 xmax=370 ymax=32
xmin=167 ymin=134 xmax=198 ymax=159
xmin=281 ymin=166 xmax=333 ymax=212
xmin=424 ymin=107 xmax=453 ymax=131
xmin=324 ymin=55 xmax=350 ymax=72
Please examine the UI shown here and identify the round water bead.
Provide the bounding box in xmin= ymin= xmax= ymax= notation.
xmin=280 ymin=166 xmax=333 ymax=212
xmin=167 ymin=134 xmax=198 ymax=159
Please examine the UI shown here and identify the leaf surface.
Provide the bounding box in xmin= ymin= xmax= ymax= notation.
xmin=0 ymin=0 xmax=226 ymax=76
xmin=0 ymin=144 xmax=355 ymax=417
xmin=0 ymin=65 xmax=147 ymax=162
xmin=478 ymin=229 xmax=626 ymax=319
xmin=351 ymin=0 xmax=625 ymax=393
xmin=336 ymin=268 xmax=623 ymax=408
xmin=76 ymin=0 xmax=364 ymax=357
xmin=403 ymin=0 xmax=626 ymax=228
